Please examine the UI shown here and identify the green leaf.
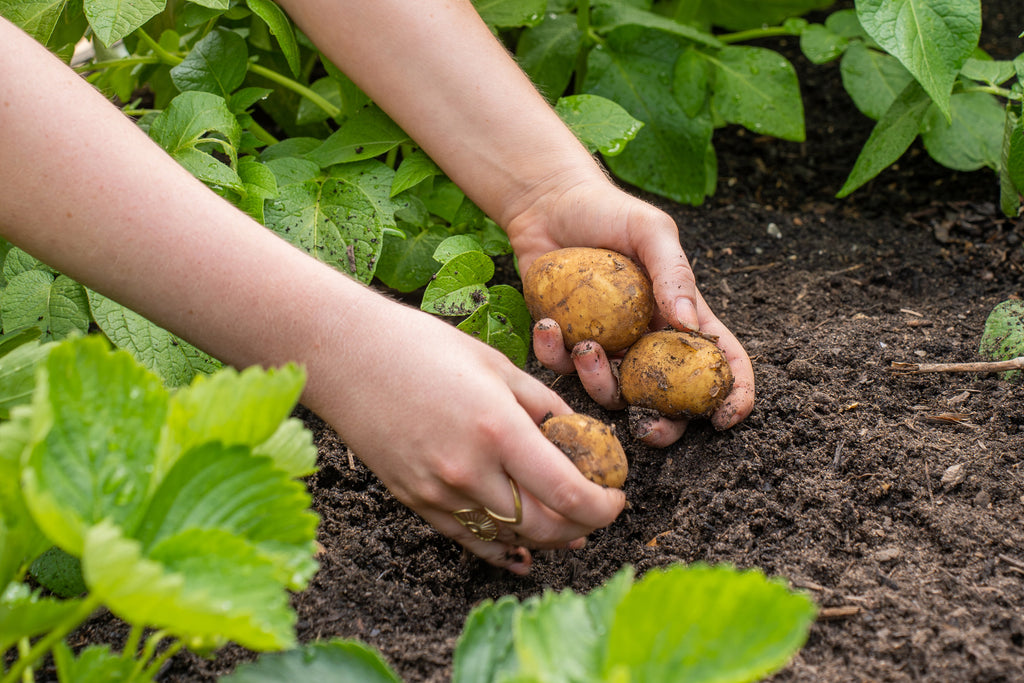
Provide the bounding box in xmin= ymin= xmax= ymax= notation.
xmin=245 ymin=0 xmax=300 ymax=77
xmin=0 ymin=338 xmax=51 ymax=419
xmin=799 ymin=23 xmax=849 ymax=65
xmin=295 ymin=77 xmax=344 ymax=126
xmin=0 ymin=583 xmax=87 ymax=655
xmin=517 ymin=13 xmax=583 ymax=101
xmin=856 ymin=0 xmax=981 ymax=121
xmin=374 ymin=227 xmax=446 ymax=293
xmin=0 ymin=408 xmax=50 ymax=586
xmin=432 ymin=234 xmax=485 ymax=264
xmin=421 ymin=250 xmax=494 ymax=317
xmin=53 ymin=642 xmax=140 ymax=682
xmin=264 ymin=160 xmax=400 ymax=283
xmin=920 ymin=91 xmax=1003 ymax=171
xmin=591 ymin=3 xmax=723 ymax=48
xmin=707 ymin=45 xmax=805 ymax=141
xmin=555 ymin=94 xmax=645 ymax=156
xmin=0 ymin=272 xmax=89 ymax=340
xmin=472 ymin=0 xmax=544 ymax=28
xmin=0 ymin=0 xmax=67 ymax=42
xmin=88 ymin=289 xmax=222 ymax=387
xmin=149 ymin=91 xmax=243 ymax=192
xmin=979 ymin=299 xmax=1024 ymax=380
xmin=236 ymin=157 xmax=279 ymax=223
xmin=999 ymin=107 xmax=1022 ymax=217
xmin=157 ymin=364 xmax=306 ymax=480
xmin=584 ymin=26 xmax=714 ymax=205
xmin=457 ymin=305 xmax=527 ymax=367
xmin=695 ymin=0 xmax=834 ymax=31
xmin=83 ymin=0 xmax=164 ymax=46
xmin=488 ymin=284 xmax=532 ymax=340
xmin=837 ymin=80 xmax=932 ymax=198
xmin=252 ymin=417 xmax=318 ymax=479
xmin=674 ymin=47 xmax=711 ymax=119
xmin=839 ymin=43 xmax=915 ymax=120
xmin=224 ymin=639 xmax=402 ymax=683
xmin=29 ymin=546 xmax=86 ymax=598
xmin=1007 ymin=111 xmax=1024 ymax=195
xmin=22 ymin=336 xmax=169 ymax=554
xmin=960 ymin=57 xmax=1018 ymax=86
xmin=604 ymin=564 xmax=816 ymax=681
xmin=82 ymin=520 xmax=298 ymax=652
xmin=3 ymin=247 xmax=56 ymax=281
xmin=170 ymin=28 xmax=248 ymax=98
xmin=453 ymin=595 xmax=520 ymax=683
xmin=307 ymin=105 xmax=409 ymax=168
xmin=391 ymin=148 xmax=442 ymax=197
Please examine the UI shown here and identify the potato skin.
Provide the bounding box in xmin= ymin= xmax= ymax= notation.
xmin=523 ymin=247 xmax=654 ymax=353
xmin=619 ymin=330 xmax=734 ymax=419
xmin=541 ymin=413 xmax=628 ymax=488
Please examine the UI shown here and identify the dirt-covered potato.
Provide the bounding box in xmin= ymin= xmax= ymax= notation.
xmin=541 ymin=413 xmax=628 ymax=488
xmin=523 ymin=247 xmax=654 ymax=353
xmin=618 ymin=330 xmax=734 ymax=419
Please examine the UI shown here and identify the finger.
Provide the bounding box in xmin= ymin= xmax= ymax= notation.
xmin=626 ymin=205 xmax=700 ymax=331
xmin=627 ymin=406 xmax=688 ymax=447
xmin=571 ymin=340 xmax=625 ymax=409
xmin=425 ymin=508 xmax=534 ymax=575
xmin=691 ymin=291 xmax=755 ymax=430
xmin=532 ymin=318 xmax=576 ymax=375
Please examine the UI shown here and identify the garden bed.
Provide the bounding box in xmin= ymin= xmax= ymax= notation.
xmin=69 ymin=3 xmax=1024 ymax=681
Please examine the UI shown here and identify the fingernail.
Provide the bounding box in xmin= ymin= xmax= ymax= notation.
xmin=674 ymin=298 xmax=699 ymax=331
xmin=568 ymin=538 xmax=587 ymax=550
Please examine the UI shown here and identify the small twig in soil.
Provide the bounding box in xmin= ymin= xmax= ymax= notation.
xmin=889 ymin=357 xmax=1024 ymax=375
xmin=998 ymin=554 xmax=1024 ymax=572
xmin=818 ymin=605 xmax=861 ymax=620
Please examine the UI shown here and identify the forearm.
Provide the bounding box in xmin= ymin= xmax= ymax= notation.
xmin=276 ymin=0 xmax=605 ymax=228
xmin=0 ymin=19 xmax=374 ymax=411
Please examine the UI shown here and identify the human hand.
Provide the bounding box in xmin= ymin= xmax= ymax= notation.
xmin=312 ymin=295 xmax=626 ymax=575
xmin=504 ymin=176 xmax=755 ymax=446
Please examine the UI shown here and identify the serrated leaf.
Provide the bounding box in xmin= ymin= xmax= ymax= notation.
xmin=920 ymin=91 xmax=1003 ymax=171
xmin=22 ymin=336 xmax=169 ymax=555
xmin=52 ymin=642 xmax=140 ymax=682
xmin=307 ymin=106 xmax=409 ymax=168
xmin=29 ymin=546 xmax=86 ymax=598
xmin=472 ymin=0 xmax=544 ymax=28
xmin=264 ymin=160 xmax=399 ymax=283
xmin=453 ymin=596 xmax=521 ymax=683
xmin=837 ymin=80 xmax=931 ymax=198
xmin=584 ymin=26 xmax=714 ymax=205
xmin=83 ymin=520 xmax=298 ymax=652
xmin=0 ymin=0 xmax=67 ymax=42
xmin=604 ymin=564 xmax=816 ymax=681
xmin=839 ymin=43 xmax=915 ymax=120
xmin=856 ymin=0 xmax=981 ymax=121
xmin=421 ymin=251 xmax=494 ymax=317
xmin=979 ymin=299 xmax=1024 ymax=380
xmin=88 ymin=289 xmax=221 ymax=387
xmin=0 ymin=272 xmax=89 ymax=341
xmin=707 ymin=45 xmax=805 ymax=141
xmin=555 ymin=94 xmax=644 ymax=156
xmin=0 ymin=338 xmax=52 ymax=419
xmin=374 ymin=228 xmax=445 ymax=293
xmin=517 ymin=13 xmax=583 ymax=101
xmin=83 ymin=0 xmax=164 ymax=46
xmin=0 ymin=409 xmax=50 ymax=586
xmin=0 ymin=583 xmax=86 ymax=654
xmin=245 ymin=0 xmax=300 ymax=77
xmin=149 ymin=91 xmax=243 ymax=191
xmin=170 ymin=28 xmax=248 ymax=98
xmin=157 ymin=364 xmax=305 ymax=480
xmin=224 ymin=639 xmax=402 ymax=683
xmin=252 ymin=417 xmax=318 ymax=478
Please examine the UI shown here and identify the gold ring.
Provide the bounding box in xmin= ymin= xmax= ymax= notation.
xmin=452 ymin=477 xmax=522 ymax=542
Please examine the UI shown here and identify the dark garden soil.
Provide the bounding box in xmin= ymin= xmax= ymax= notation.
xmin=71 ymin=3 xmax=1024 ymax=681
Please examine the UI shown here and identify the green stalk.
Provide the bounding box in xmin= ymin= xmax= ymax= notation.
xmin=0 ymin=595 xmax=103 ymax=683
xmin=138 ymin=635 xmax=184 ymax=682
xmin=135 ymin=29 xmax=183 ymax=66
xmin=122 ymin=623 xmax=144 ymax=662
xmin=718 ymin=25 xmax=801 ymax=44
xmin=247 ymin=62 xmax=342 ymax=119
xmin=17 ymin=639 xmax=31 ymax=683
xmin=247 ymin=118 xmax=280 ymax=146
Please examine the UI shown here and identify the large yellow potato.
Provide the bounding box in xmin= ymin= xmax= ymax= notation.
xmin=541 ymin=413 xmax=628 ymax=488
xmin=618 ymin=330 xmax=733 ymax=419
xmin=523 ymin=247 xmax=654 ymax=353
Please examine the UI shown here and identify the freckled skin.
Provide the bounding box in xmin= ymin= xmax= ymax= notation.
xmin=523 ymin=247 xmax=654 ymax=353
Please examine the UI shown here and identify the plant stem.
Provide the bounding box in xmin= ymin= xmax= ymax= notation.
xmin=718 ymin=26 xmax=800 ymax=44
xmin=248 ymin=62 xmax=341 ymax=119
xmin=122 ymin=622 xmax=144 ymax=661
xmin=0 ymin=595 xmax=103 ymax=683
xmin=17 ymin=639 xmax=31 ymax=683
xmin=958 ymin=83 xmax=1022 ymax=101
xmin=74 ymin=55 xmax=161 ymax=73
xmin=135 ymin=29 xmax=183 ymax=66
xmin=139 ymin=635 xmax=184 ymax=682
xmin=247 ymin=118 xmax=280 ymax=146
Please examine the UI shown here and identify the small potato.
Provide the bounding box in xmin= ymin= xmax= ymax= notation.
xmin=541 ymin=413 xmax=628 ymax=488
xmin=523 ymin=247 xmax=654 ymax=353
xmin=619 ymin=330 xmax=734 ymax=419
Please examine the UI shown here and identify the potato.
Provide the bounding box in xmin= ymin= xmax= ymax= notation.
xmin=618 ymin=330 xmax=733 ymax=419
xmin=523 ymin=247 xmax=654 ymax=353
xmin=541 ymin=413 xmax=628 ymax=488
